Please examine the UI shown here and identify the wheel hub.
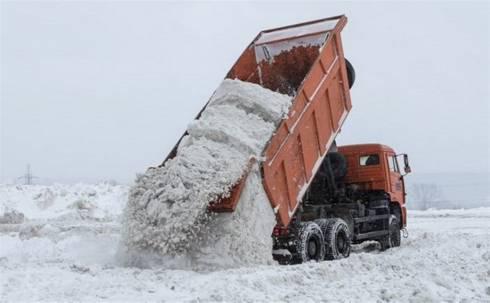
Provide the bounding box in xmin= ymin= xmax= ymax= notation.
xmin=337 ymin=232 xmax=347 ymax=253
xmin=307 ymin=239 xmax=317 ymax=258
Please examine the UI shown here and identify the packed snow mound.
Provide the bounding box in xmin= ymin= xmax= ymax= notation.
xmin=121 ymin=79 xmax=292 ymax=266
xmin=0 ymin=183 xmax=128 ymax=222
xmin=191 ymin=166 xmax=276 ymax=269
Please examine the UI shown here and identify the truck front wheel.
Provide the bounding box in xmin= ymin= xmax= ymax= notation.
xmin=380 ymin=215 xmax=401 ymax=250
xmin=295 ymin=222 xmax=325 ymax=263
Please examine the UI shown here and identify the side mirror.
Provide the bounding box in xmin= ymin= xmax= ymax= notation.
xmin=403 ymin=154 xmax=411 ymax=175
xmin=396 ymin=153 xmax=411 ymax=176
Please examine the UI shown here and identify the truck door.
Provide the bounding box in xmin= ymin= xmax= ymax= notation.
xmin=387 ymin=154 xmax=404 ymax=204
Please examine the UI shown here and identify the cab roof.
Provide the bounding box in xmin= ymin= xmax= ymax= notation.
xmin=338 ymin=143 xmax=395 ymax=154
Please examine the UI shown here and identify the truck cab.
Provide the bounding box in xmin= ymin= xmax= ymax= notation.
xmin=338 ymin=144 xmax=411 ymax=228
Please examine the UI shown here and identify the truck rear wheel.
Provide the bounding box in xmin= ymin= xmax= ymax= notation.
xmin=380 ymin=215 xmax=401 ymax=250
xmin=295 ymin=222 xmax=325 ymax=263
xmin=324 ymin=218 xmax=351 ymax=260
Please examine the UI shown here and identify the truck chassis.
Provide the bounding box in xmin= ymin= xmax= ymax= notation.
xmin=272 ymin=150 xmax=404 ymax=264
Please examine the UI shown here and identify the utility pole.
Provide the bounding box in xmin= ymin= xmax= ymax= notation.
xmin=18 ymin=164 xmax=38 ymax=185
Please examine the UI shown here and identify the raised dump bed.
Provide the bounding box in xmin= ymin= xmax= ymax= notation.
xmin=164 ymin=15 xmax=353 ymax=228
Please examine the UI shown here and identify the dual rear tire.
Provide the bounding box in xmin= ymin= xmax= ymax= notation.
xmin=320 ymin=218 xmax=351 ymax=260
xmin=295 ymin=218 xmax=351 ymax=263
xmin=295 ymin=222 xmax=325 ymax=262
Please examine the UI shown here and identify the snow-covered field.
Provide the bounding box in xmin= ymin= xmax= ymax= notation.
xmin=1 ymin=183 xmax=489 ymax=302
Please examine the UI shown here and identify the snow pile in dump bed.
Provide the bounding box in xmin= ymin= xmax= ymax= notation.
xmin=121 ymin=79 xmax=291 ymax=268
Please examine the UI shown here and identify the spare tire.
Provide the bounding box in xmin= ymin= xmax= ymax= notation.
xmin=345 ymin=58 xmax=355 ymax=88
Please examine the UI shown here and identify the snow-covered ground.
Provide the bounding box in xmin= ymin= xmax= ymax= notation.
xmin=1 ymin=183 xmax=489 ymax=302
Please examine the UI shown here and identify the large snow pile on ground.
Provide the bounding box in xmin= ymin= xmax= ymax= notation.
xmin=1 ymin=184 xmax=489 ymax=302
xmin=0 ymin=183 xmax=127 ymax=222
xmin=121 ymin=79 xmax=291 ymax=269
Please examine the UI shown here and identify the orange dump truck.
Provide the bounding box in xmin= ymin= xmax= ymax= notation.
xmin=165 ymin=16 xmax=411 ymax=264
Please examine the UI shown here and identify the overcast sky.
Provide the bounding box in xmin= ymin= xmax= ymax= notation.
xmin=1 ymin=1 xmax=489 ymax=184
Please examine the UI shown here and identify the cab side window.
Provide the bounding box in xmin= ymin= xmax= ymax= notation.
xmin=360 ymin=154 xmax=379 ymax=166
xmin=388 ymin=155 xmax=400 ymax=173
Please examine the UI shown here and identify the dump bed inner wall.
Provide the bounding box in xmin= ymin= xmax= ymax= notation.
xmin=261 ymin=19 xmax=352 ymax=227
